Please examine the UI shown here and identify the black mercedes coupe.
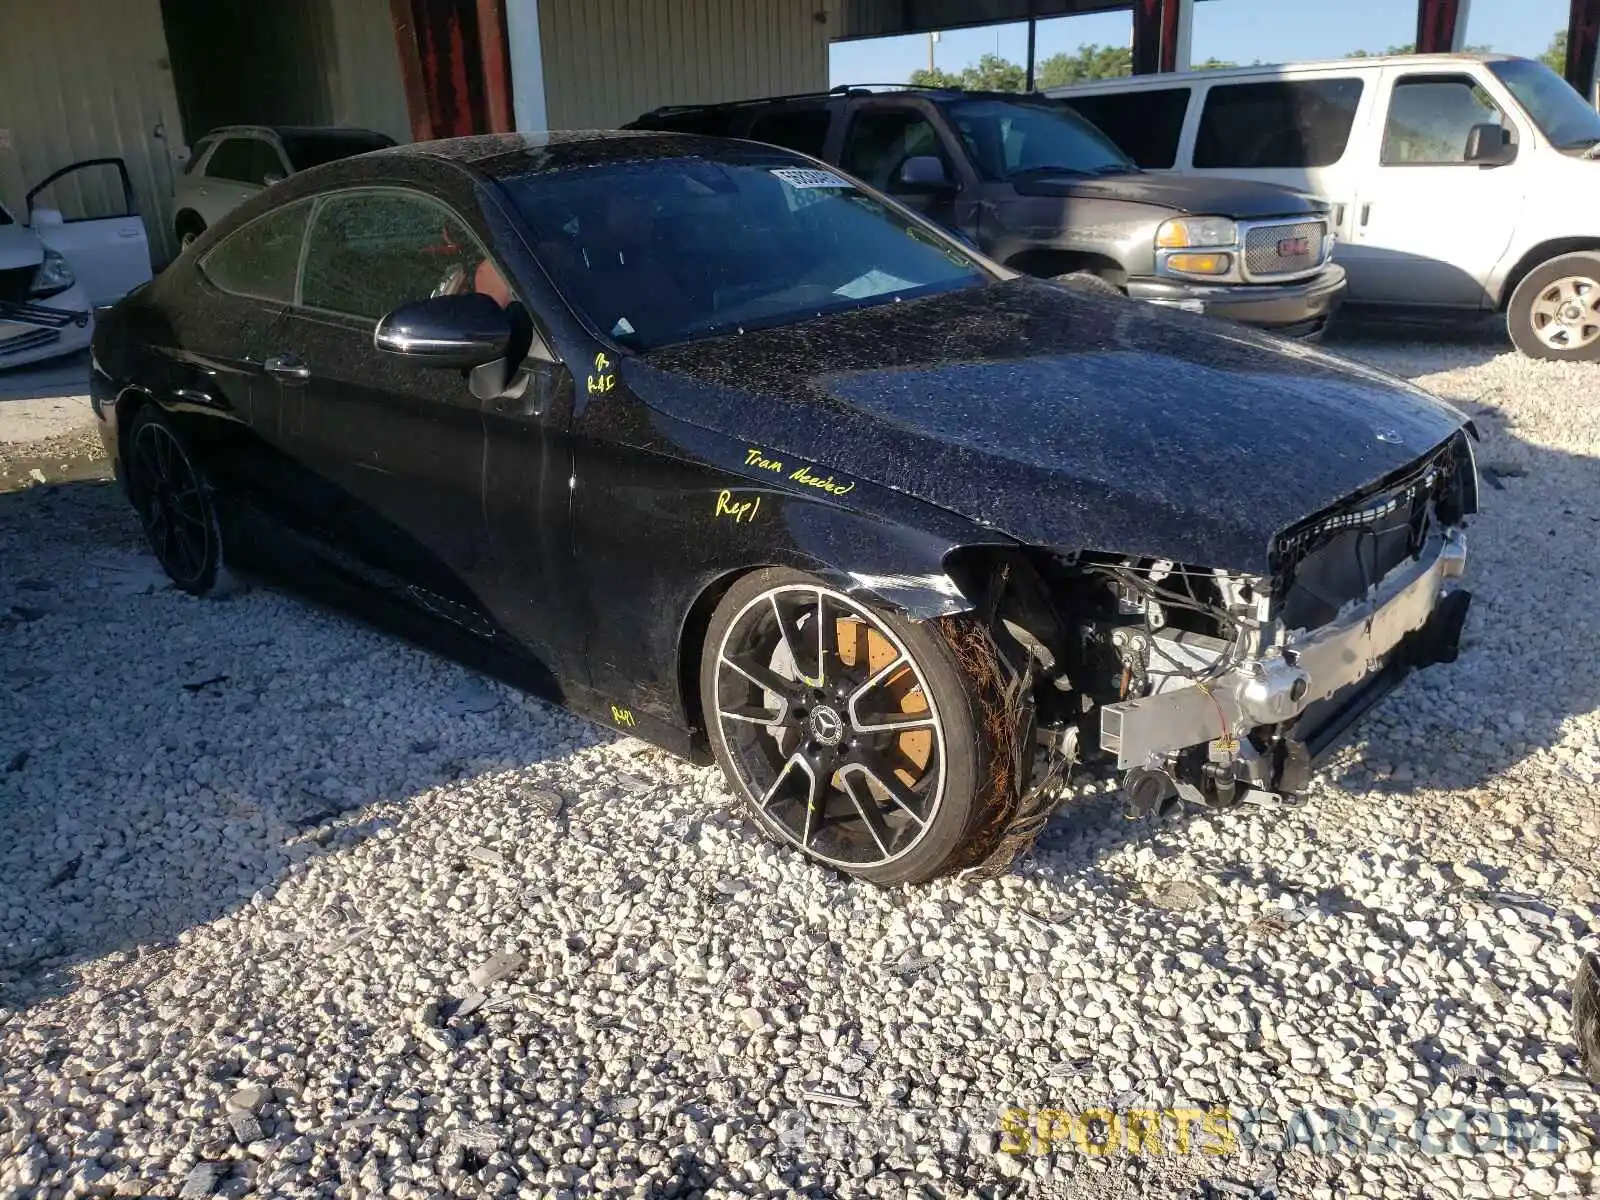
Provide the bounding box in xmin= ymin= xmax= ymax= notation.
xmin=91 ymin=132 xmax=1477 ymax=885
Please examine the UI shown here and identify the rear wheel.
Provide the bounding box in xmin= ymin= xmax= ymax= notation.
xmin=700 ymin=568 xmax=1016 ymax=886
xmin=1507 ymin=251 xmax=1600 ymax=361
xmin=125 ymin=407 xmax=229 ymax=596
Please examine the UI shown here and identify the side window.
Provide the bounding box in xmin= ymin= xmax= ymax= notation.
xmin=1381 ymin=75 xmax=1506 ymax=165
xmin=1194 ymin=79 xmax=1365 ymax=169
xmin=840 ymin=108 xmax=948 ymax=191
xmin=299 ymin=190 xmax=496 ymax=321
xmin=184 ymin=136 xmax=216 ymax=176
xmin=248 ymin=140 xmax=289 ymax=184
xmin=198 ymin=199 xmax=313 ymax=302
xmin=747 ymin=107 xmax=833 ymax=157
xmin=204 ymin=139 xmax=257 ymax=183
xmin=1062 ymin=88 xmax=1191 ymax=169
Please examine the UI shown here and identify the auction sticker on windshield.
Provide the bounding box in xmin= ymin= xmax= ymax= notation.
xmin=770 ymin=167 xmax=853 ymax=190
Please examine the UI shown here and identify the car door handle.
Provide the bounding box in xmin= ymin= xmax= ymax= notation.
xmin=1360 ymin=203 xmax=1372 ymax=228
xmin=264 ymin=353 xmax=310 ymax=384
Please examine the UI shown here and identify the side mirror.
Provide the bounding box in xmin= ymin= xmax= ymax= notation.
xmin=1464 ymin=123 xmax=1515 ymax=166
xmin=374 ymin=293 xmax=511 ymax=368
xmin=895 ymin=155 xmax=957 ymax=194
xmin=30 ymin=207 xmax=65 ymax=228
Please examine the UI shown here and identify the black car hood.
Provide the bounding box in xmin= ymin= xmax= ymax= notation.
xmin=1011 ymin=170 xmax=1323 ymax=218
xmin=628 ymin=279 xmax=1468 ymax=572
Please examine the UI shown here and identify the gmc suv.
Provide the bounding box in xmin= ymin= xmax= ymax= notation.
xmin=628 ymin=86 xmax=1347 ymax=338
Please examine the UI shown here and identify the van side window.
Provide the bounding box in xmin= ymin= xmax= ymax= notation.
xmin=1061 ymin=89 xmax=1191 ymax=169
xmin=747 ymin=107 xmax=833 ymax=157
xmin=1194 ymin=79 xmax=1364 ymax=169
xmin=1381 ymin=75 xmax=1506 ymax=165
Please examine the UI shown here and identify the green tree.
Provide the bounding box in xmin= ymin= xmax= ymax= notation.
xmin=1541 ymin=29 xmax=1568 ymax=75
xmin=1035 ymin=43 xmax=1133 ymax=88
xmin=911 ymin=52 xmax=1028 ymax=92
xmin=1348 ymin=42 xmax=1492 ymax=58
xmin=1192 ymin=57 xmax=1238 ymax=71
xmin=961 ymin=52 xmax=1028 ymax=91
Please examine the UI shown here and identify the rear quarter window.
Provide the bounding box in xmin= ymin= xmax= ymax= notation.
xmin=1194 ymin=78 xmax=1364 ymax=169
xmin=198 ymin=199 xmax=313 ymax=303
xmin=746 ymin=107 xmax=833 ymax=157
xmin=1060 ymin=88 xmax=1192 ymax=169
xmin=641 ymin=109 xmax=742 ymax=137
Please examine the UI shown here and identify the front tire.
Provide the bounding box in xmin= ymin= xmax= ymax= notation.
xmin=1507 ymin=252 xmax=1600 ymax=361
xmin=125 ymin=407 xmax=229 ymax=596
xmin=700 ymin=568 xmax=1016 ymax=886
xmin=1055 ymin=271 xmax=1123 ymax=296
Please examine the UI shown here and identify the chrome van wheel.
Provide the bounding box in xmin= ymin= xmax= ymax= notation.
xmin=1509 ymin=252 xmax=1600 ymax=362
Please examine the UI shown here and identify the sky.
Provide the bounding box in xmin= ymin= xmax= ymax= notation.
xmin=828 ymin=0 xmax=1571 ymax=86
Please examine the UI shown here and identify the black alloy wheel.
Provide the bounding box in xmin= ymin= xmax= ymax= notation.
xmin=126 ymin=408 xmax=226 ymax=596
xmin=701 ymin=568 xmax=1010 ymax=885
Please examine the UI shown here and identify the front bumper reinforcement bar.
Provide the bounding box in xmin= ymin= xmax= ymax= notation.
xmin=1100 ymin=529 xmax=1469 ymax=772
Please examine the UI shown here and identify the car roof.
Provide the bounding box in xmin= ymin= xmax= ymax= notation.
xmin=381 ymin=130 xmax=802 ymax=180
xmin=636 ymin=84 xmax=1055 ymax=121
xmin=1052 ymin=51 xmax=1523 ymax=90
xmin=202 ymin=124 xmax=393 ymax=140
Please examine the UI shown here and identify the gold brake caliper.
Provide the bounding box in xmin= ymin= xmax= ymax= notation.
xmin=833 ymin=617 xmax=932 ymax=789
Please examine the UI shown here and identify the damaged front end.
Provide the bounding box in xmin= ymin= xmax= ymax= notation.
xmin=965 ymin=429 xmax=1477 ymax=825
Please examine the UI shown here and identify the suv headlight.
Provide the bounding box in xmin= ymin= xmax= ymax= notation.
xmin=30 ymin=248 xmax=76 ymax=297
xmin=1156 ymin=217 xmax=1238 ymax=249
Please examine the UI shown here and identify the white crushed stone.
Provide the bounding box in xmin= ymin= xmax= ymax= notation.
xmin=1 ymin=332 xmax=1598 ymax=1199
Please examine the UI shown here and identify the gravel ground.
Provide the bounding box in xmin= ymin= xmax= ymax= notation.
xmin=2 ymin=333 xmax=1598 ymax=1200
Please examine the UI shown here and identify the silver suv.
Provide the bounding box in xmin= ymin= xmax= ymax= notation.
xmin=629 ymin=86 xmax=1348 ymax=339
xmin=172 ymin=125 xmax=395 ymax=250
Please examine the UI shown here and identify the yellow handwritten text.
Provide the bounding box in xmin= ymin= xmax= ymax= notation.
xmin=789 ymin=464 xmax=855 ymax=496
xmin=610 ymin=704 xmax=636 ymax=728
xmin=745 ymin=448 xmax=784 ymax=472
xmin=587 ymin=351 xmax=615 ymax=395
xmin=714 ymin=490 xmax=762 ymax=524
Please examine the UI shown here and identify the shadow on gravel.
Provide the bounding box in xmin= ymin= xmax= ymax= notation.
xmin=0 ymin=478 xmax=605 ymax=1013
xmin=1324 ymin=311 xmax=1511 ymax=370
xmin=2 ymin=356 xmax=1596 ymax=1013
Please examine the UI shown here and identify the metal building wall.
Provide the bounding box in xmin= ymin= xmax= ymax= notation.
xmin=535 ymin=0 xmax=831 ymax=130
xmin=0 ymin=0 xmax=185 ymax=261
xmin=327 ymin=0 xmax=413 ymax=142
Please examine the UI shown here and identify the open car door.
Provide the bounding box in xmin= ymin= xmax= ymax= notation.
xmin=26 ymin=158 xmax=152 ymax=307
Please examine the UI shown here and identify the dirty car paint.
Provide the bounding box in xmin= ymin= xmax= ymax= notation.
xmin=89 ymin=132 xmax=1473 ymax=760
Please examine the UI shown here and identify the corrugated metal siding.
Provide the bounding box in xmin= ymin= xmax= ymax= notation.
xmin=327 ymin=0 xmax=412 ymax=142
xmin=537 ymin=0 xmax=831 ymax=130
xmin=0 ymin=0 xmax=186 ymax=262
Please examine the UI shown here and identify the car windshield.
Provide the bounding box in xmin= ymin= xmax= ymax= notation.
xmin=1489 ymin=59 xmax=1600 ymax=151
xmin=280 ymin=131 xmax=395 ymax=171
xmin=501 ymin=153 xmax=990 ymax=350
xmin=947 ymin=97 xmax=1136 ymax=181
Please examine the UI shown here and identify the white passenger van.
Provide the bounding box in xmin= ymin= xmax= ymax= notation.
xmin=1049 ymin=55 xmax=1600 ymax=360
